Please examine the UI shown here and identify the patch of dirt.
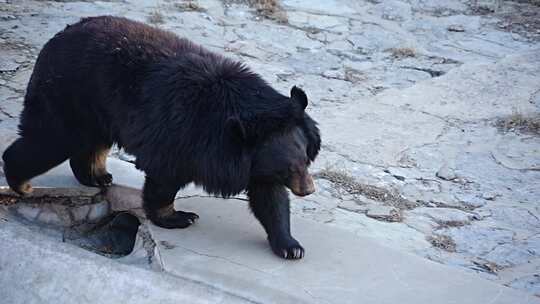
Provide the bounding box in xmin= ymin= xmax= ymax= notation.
xmin=172 ymin=0 xmax=207 ymax=12
xmin=367 ymin=207 xmax=403 ymax=222
xmin=316 ymin=169 xmax=418 ymax=210
xmin=472 ymin=259 xmax=502 ymax=274
xmin=496 ymin=112 xmax=540 ymax=136
xmin=435 ymin=220 xmax=470 ymax=229
xmin=427 ymin=234 xmax=456 ymax=252
xmin=474 ymin=0 xmax=540 ymax=41
xmin=253 ymin=0 xmax=287 ymax=23
xmin=387 ymin=47 xmax=417 ymax=59
xmin=226 ymin=0 xmax=288 ymax=23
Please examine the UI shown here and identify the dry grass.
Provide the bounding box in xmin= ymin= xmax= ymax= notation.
xmin=435 ymin=220 xmax=469 ymax=229
xmin=472 ymin=260 xmax=501 ymax=274
xmin=427 ymin=234 xmax=456 ymax=252
xmin=147 ymin=10 xmax=165 ymax=25
xmin=249 ymin=0 xmax=288 ymax=23
xmin=496 ymin=111 xmax=540 ymax=135
xmin=388 ymin=47 xmax=417 ymax=58
xmin=514 ymin=0 xmax=540 ymax=6
xmin=174 ymin=0 xmax=206 ymax=12
xmin=316 ymin=168 xmax=418 ymax=210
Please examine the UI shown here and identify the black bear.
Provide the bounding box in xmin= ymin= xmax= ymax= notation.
xmin=2 ymin=16 xmax=320 ymax=259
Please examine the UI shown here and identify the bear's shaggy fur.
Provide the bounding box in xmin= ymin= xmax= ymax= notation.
xmin=2 ymin=16 xmax=320 ymax=259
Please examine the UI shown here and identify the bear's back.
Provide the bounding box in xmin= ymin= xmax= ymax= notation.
xmin=54 ymin=16 xmax=212 ymax=68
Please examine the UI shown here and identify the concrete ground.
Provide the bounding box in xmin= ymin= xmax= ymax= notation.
xmin=0 ymin=0 xmax=539 ymax=301
xmin=1 ymin=159 xmax=538 ymax=303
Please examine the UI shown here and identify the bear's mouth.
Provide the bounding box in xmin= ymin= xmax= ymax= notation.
xmin=287 ymin=172 xmax=315 ymax=197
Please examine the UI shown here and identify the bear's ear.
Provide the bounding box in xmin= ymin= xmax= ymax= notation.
xmin=226 ymin=117 xmax=246 ymax=142
xmin=290 ymin=86 xmax=308 ymax=110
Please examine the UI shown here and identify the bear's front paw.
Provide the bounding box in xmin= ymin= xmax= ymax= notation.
xmin=11 ymin=181 xmax=33 ymax=196
xmin=151 ymin=211 xmax=199 ymax=229
xmin=270 ymin=237 xmax=305 ymax=260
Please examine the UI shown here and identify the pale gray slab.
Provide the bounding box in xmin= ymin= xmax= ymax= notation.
xmin=147 ymin=196 xmax=539 ymax=304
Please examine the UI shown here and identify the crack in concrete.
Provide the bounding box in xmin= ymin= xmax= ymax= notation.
xmin=159 ymin=267 xmax=264 ymax=304
xmin=173 ymin=244 xmax=273 ymax=275
xmin=159 ymin=243 xmax=324 ymax=303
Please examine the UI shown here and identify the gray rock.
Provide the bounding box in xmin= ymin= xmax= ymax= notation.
xmin=482 ymin=244 xmax=535 ymax=268
xmin=447 ymin=24 xmax=465 ymax=32
xmin=37 ymin=208 xmax=62 ymax=226
xmin=321 ymin=69 xmax=344 ymax=80
xmin=0 ymin=220 xmax=254 ymax=304
xmin=370 ymin=0 xmax=413 ymax=22
xmin=508 ymin=274 xmax=540 ymax=297
xmin=15 ymin=204 xmax=40 ymax=221
xmin=366 ymin=205 xmax=401 ymax=222
xmin=403 ymin=213 xmax=438 ymax=234
xmin=338 ymin=200 xmax=367 ymax=213
xmin=489 ymin=207 xmax=540 ymax=231
xmin=480 ymin=191 xmax=500 ymax=201
xmin=87 ymin=200 xmax=110 ymax=222
xmin=408 ymin=207 xmax=474 ymax=226
xmin=0 ymin=186 xmax=101 ymax=199
xmin=286 ymin=11 xmax=345 ymax=30
xmin=436 ymin=164 xmax=457 ymax=181
xmin=442 ymin=226 xmax=514 ymax=257
xmin=454 ymin=193 xmax=487 ymax=209
xmin=428 ymin=192 xmax=465 ymax=209
xmin=70 ymin=205 xmax=91 ymax=222
xmin=285 ymin=50 xmax=341 ymax=75
xmin=106 ymin=185 xmax=145 ymax=218
xmin=0 ymin=59 xmax=20 ymax=72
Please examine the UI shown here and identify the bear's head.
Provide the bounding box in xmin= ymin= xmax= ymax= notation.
xmin=250 ymin=87 xmax=321 ymax=196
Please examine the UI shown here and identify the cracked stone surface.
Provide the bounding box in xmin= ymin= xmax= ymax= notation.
xmin=0 ymin=220 xmax=255 ymax=304
xmin=0 ymin=0 xmax=540 ymax=299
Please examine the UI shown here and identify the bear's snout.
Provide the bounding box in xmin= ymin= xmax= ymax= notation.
xmin=288 ymin=171 xmax=315 ymax=197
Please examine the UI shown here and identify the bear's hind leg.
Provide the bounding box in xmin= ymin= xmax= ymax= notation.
xmin=70 ymin=144 xmax=113 ymax=187
xmin=142 ymin=176 xmax=199 ymax=229
xmin=247 ymin=183 xmax=304 ymax=259
xmin=2 ymin=137 xmax=70 ymax=195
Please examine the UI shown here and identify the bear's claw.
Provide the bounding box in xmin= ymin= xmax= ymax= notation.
xmin=271 ymin=237 xmax=305 ymax=260
xmin=151 ymin=211 xmax=199 ymax=229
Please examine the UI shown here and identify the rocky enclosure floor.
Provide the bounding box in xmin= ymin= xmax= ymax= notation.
xmin=0 ymin=0 xmax=539 ymax=297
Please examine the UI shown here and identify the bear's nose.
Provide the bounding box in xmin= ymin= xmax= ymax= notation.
xmin=301 ymin=174 xmax=315 ymax=196
xmin=290 ymin=173 xmax=315 ymax=197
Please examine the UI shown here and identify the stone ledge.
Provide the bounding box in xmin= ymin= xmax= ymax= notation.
xmin=0 ymin=186 xmax=101 ymax=199
xmin=1 ymin=197 xmax=111 ymax=227
xmin=0 ymin=220 xmax=254 ymax=304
